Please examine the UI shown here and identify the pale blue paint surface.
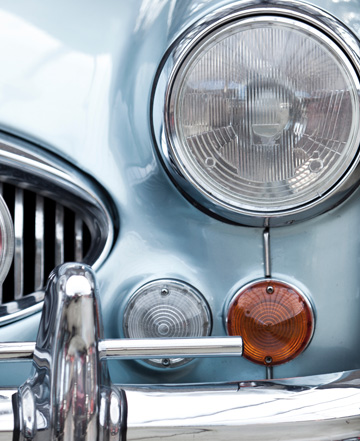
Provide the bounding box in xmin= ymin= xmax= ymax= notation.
xmin=0 ymin=0 xmax=358 ymax=386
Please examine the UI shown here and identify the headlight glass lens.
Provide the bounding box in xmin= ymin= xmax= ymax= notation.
xmin=168 ymin=16 xmax=360 ymax=216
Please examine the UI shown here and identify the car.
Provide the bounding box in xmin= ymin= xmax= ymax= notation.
xmin=0 ymin=0 xmax=359 ymax=439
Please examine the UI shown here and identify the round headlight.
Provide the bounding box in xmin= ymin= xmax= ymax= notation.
xmin=154 ymin=5 xmax=360 ymax=226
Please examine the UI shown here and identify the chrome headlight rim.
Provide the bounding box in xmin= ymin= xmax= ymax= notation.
xmin=152 ymin=1 xmax=360 ymax=227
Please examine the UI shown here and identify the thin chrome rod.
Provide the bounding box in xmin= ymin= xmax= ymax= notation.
xmin=0 ymin=183 xmax=3 ymax=303
xmin=100 ymin=337 xmax=243 ymax=359
xmin=14 ymin=188 xmax=24 ymax=299
xmin=74 ymin=214 xmax=83 ymax=262
xmin=34 ymin=195 xmax=45 ymax=290
xmin=0 ymin=342 xmax=35 ymax=360
xmin=263 ymin=228 xmax=271 ymax=278
xmin=266 ymin=365 xmax=273 ymax=380
xmin=55 ymin=203 xmax=64 ymax=266
xmin=0 ymin=337 xmax=243 ymax=360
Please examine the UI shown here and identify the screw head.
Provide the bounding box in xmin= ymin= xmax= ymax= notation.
xmin=162 ymin=358 xmax=171 ymax=367
xmin=161 ymin=288 xmax=169 ymax=296
xmin=266 ymin=286 xmax=274 ymax=294
xmin=265 ymin=356 xmax=273 ymax=364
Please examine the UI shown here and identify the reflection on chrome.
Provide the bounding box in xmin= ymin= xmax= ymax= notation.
xmin=125 ymin=370 xmax=360 ymax=441
xmin=0 ymin=262 xmax=357 ymax=440
xmin=15 ymin=263 xmax=125 ymax=441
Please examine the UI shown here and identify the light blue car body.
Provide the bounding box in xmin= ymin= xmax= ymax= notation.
xmin=0 ymin=0 xmax=359 ymax=388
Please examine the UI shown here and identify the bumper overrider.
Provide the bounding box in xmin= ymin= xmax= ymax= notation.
xmin=0 ymin=265 xmax=358 ymax=440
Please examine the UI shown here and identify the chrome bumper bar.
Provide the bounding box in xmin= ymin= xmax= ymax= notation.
xmin=0 ymin=263 xmax=359 ymax=441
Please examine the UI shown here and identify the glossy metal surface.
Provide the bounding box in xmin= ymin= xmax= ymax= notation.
xmin=0 ymin=337 xmax=242 ymax=360
xmin=100 ymin=337 xmax=243 ymax=359
xmin=0 ymin=342 xmax=34 ymax=360
xmin=0 ymin=389 xmax=15 ymax=440
xmin=0 ymin=132 xmax=114 ymax=325
xmin=3 ymin=369 xmax=360 ymax=441
xmin=153 ymin=0 xmax=360 ymax=227
xmin=0 ymin=0 xmax=358 ymax=387
xmin=263 ymin=228 xmax=271 ymax=277
xmin=15 ymin=263 xmax=125 ymax=441
xmin=34 ymin=195 xmax=44 ymax=291
xmin=126 ymin=370 xmax=360 ymax=441
xmin=14 ymin=188 xmax=24 ymax=300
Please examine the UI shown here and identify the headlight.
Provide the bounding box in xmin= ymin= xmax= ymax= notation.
xmin=153 ymin=4 xmax=360 ymax=226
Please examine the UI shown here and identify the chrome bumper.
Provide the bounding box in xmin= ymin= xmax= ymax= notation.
xmin=0 ymin=263 xmax=359 ymax=441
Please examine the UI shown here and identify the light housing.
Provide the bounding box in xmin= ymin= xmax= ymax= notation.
xmin=226 ymin=279 xmax=314 ymax=366
xmin=153 ymin=3 xmax=360 ymax=226
xmin=123 ymin=279 xmax=212 ymax=367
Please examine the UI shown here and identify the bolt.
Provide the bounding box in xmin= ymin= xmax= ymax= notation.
xmin=162 ymin=358 xmax=170 ymax=367
xmin=266 ymin=286 xmax=274 ymax=294
xmin=265 ymin=356 xmax=273 ymax=364
xmin=161 ymin=288 xmax=169 ymax=296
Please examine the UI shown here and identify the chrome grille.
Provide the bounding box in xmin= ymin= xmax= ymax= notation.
xmin=1 ymin=183 xmax=91 ymax=304
xmin=0 ymin=132 xmax=114 ymax=325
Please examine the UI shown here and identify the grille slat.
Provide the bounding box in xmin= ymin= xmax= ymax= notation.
xmin=75 ymin=215 xmax=83 ymax=262
xmin=55 ymin=204 xmax=64 ymax=266
xmin=0 ymin=183 xmax=3 ymax=304
xmin=0 ymin=133 xmax=114 ymax=324
xmin=1 ymin=182 xmax=93 ymax=306
xmin=34 ymin=195 xmax=44 ymax=291
xmin=14 ymin=188 xmax=24 ymax=300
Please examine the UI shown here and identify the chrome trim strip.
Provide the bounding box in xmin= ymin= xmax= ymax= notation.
xmin=0 ymin=342 xmax=34 ymax=360
xmin=34 ymin=195 xmax=44 ymax=291
xmin=152 ymin=0 xmax=360 ymax=227
xmin=263 ymin=228 xmax=271 ymax=277
xmin=14 ymin=188 xmax=24 ymax=300
xmin=3 ymin=370 xmax=360 ymax=441
xmin=0 ymin=132 xmax=115 ymax=325
xmin=54 ymin=203 xmax=64 ymax=266
xmin=125 ymin=370 xmax=360 ymax=441
xmin=0 ymin=182 xmax=3 ymax=303
xmin=74 ymin=214 xmax=83 ymax=262
xmin=3 ymin=371 xmax=360 ymax=441
xmin=0 ymin=337 xmax=243 ymax=361
xmin=0 ymin=389 xmax=15 ymax=437
xmin=101 ymin=337 xmax=243 ymax=359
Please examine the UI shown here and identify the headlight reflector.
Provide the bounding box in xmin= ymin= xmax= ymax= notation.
xmin=158 ymin=11 xmax=360 ymax=225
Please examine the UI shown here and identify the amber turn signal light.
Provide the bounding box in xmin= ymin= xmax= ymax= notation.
xmin=226 ymin=280 xmax=314 ymax=366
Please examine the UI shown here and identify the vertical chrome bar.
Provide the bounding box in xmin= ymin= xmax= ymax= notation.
xmin=266 ymin=365 xmax=273 ymax=380
xmin=34 ymin=195 xmax=44 ymax=290
xmin=75 ymin=214 xmax=83 ymax=262
xmin=55 ymin=204 xmax=64 ymax=266
xmin=14 ymin=188 xmax=24 ymax=299
xmin=263 ymin=228 xmax=271 ymax=278
xmin=0 ymin=182 xmax=3 ymax=302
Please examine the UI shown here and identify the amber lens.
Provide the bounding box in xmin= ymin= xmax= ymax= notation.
xmin=227 ymin=280 xmax=313 ymax=366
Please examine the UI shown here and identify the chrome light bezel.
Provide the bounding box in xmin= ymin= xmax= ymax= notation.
xmin=152 ymin=0 xmax=360 ymax=227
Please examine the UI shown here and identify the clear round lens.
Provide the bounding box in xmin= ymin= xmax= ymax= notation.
xmin=123 ymin=280 xmax=212 ymax=367
xmin=167 ymin=16 xmax=360 ymax=217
